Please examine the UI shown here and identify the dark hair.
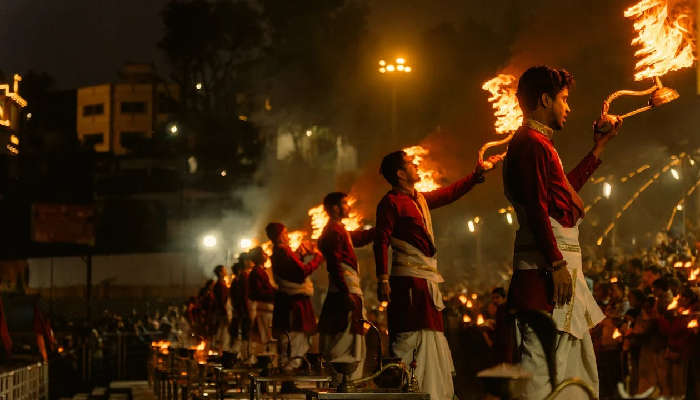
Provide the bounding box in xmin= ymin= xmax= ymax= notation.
xmin=248 ymin=246 xmax=267 ymax=266
xmin=652 ymin=277 xmax=669 ymax=291
xmin=265 ymin=222 xmax=285 ymax=242
xmin=629 ymin=288 xmax=645 ymax=304
xmin=644 ymin=265 xmax=661 ymax=276
xmin=516 ymin=66 xmax=574 ymax=113
xmin=491 ymin=287 xmax=506 ymax=298
xmin=380 ymin=150 xmax=407 ymax=186
xmin=323 ymin=192 xmax=348 ymax=213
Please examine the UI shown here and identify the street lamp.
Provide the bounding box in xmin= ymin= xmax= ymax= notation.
xmin=603 ymin=182 xmax=613 ymax=199
xmin=168 ymin=122 xmax=179 ymax=136
xmin=195 ymin=82 xmax=203 ymax=91
xmin=202 ymin=235 xmax=217 ymax=248
xmin=467 ymin=219 xmax=476 ymax=233
xmin=378 ymin=57 xmax=412 ymax=145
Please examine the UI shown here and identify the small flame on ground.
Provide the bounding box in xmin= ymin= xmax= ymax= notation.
xmin=462 ymin=314 xmax=471 ymax=323
xmin=466 ymin=300 xmax=473 ymax=308
xmin=667 ymin=294 xmax=680 ymax=310
xmin=612 ymin=328 xmax=622 ymax=340
xmin=689 ymin=319 xmax=698 ymax=329
xmin=624 ymin=0 xmax=695 ymax=81
xmin=476 ymin=314 xmax=485 ymax=326
xmin=610 ymin=277 xmax=619 ymax=283
xmin=403 ymin=145 xmax=440 ymax=192
xmin=481 ymin=74 xmax=523 ymax=134
xmin=458 ymin=294 xmax=468 ymax=304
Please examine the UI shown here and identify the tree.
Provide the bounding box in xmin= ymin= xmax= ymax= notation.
xmin=159 ymin=0 xmax=266 ymax=190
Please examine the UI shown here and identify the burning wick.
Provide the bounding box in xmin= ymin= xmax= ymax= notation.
xmin=466 ymin=300 xmax=473 ymax=308
xmin=380 ymin=301 xmax=389 ymax=308
xmin=476 ymin=314 xmax=485 ymax=326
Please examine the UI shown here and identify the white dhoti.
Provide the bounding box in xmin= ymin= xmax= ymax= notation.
xmin=392 ymin=330 xmax=455 ymax=400
xmin=320 ymin=315 xmax=366 ymax=380
xmin=321 ymin=263 xmax=366 ymax=380
xmin=251 ymin=301 xmax=274 ymax=346
xmin=513 ymin=216 xmax=604 ymax=399
xmin=280 ymin=331 xmax=311 ymax=370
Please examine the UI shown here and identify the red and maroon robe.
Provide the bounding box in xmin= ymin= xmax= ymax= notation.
xmin=271 ymin=244 xmax=323 ymax=335
xmin=248 ymin=265 xmax=276 ymax=304
xmin=373 ymin=173 xmax=483 ymax=335
xmin=318 ymin=221 xmax=375 ymax=334
xmin=503 ymin=123 xmax=600 ymax=313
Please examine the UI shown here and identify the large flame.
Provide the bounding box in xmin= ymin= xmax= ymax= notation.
xmin=481 ymin=74 xmax=523 ymax=134
xmin=308 ymin=196 xmax=363 ymax=239
xmin=262 ymin=241 xmax=273 ymax=268
xmin=288 ymin=230 xmax=306 ymax=252
xmin=403 ymin=145 xmax=440 ymax=192
xmin=624 ymin=0 xmax=695 ymax=81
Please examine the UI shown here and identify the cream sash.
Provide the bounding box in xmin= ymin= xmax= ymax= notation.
xmin=390 ymin=238 xmax=445 ymax=311
xmin=513 ymin=216 xmax=604 ymax=339
xmin=328 ymin=263 xmax=364 ymax=297
xmin=414 ymin=191 xmax=435 ymax=247
xmin=275 ymin=276 xmax=314 ymax=297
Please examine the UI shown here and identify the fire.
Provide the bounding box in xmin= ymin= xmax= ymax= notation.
xmin=476 ymin=314 xmax=485 ymax=326
xmin=207 ymin=350 xmax=218 ymax=356
xmin=403 ymin=145 xmax=440 ymax=192
xmin=674 ymin=261 xmax=684 ymax=268
xmin=610 ymin=276 xmax=619 ymax=283
xmin=471 ymin=293 xmax=478 ymax=300
xmin=152 ymin=340 xmax=171 ymax=350
xmin=193 ymin=341 xmax=206 ymax=351
xmin=458 ymin=294 xmax=468 ymax=305
xmin=288 ymin=230 xmax=306 ymax=251
xmin=262 ymin=241 xmax=273 ymax=268
xmin=466 ymin=300 xmax=473 ymax=308
xmin=462 ymin=314 xmax=471 ymax=323
xmin=689 ymin=268 xmax=699 ymax=281
xmin=612 ymin=328 xmax=622 ymax=340
xmin=667 ymin=294 xmax=680 ymax=310
xmin=624 ymin=0 xmax=695 ymax=81
xmin=223 ymin=275 xmax=231 ymax=288
xmin=689 ymin=319 xmax=699 ymax=329
xmin=308 ymin=196 xmax=363 ymax=239
xmin=680 ymin=309 xmax=690 ymax=315
xmin=481 ymin=74 xmax=523 ymax=135
xmin=380 ymin=301 xmax=389 ymax=308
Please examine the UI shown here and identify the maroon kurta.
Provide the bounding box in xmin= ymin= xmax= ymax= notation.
xmin=318 ymin=221 xmax=375 ymax=334
xmin=503 ymin=123 xmax=600 ymax=312
xmin=373 ymin=173 xmax=483 ymax=333
xmin=271 ymin=244 xmax=323 ymax=335
xmin=231 ymin=270 xmax=250 ymax=318
xmin=214 ymin=279 xmax=229 ymax=314
xmin=248 ymin=266 xmax=276 ymax=303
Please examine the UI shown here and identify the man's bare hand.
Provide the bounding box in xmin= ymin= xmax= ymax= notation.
xmin=551 ymin=262 xmax=572 ymax=306
xmin=377 ymin=281 xmax=391 ymax=303
xmin=593 ymin=115 xmax=622 ymax=144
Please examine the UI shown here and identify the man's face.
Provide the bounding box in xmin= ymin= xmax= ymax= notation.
xmin=398 ymin=154 xmax=420 ymax=185
xmin=491 ymin=293 xmax=505 ymax=306
xmin=546 ymin=87 xmax=571 ymax=130
xmin=217 ymin=266 xmax=228 ymax=279
xmin=279 ymin=227 xmax=290 ymax=246
xmin=338 ymin=197 xmax=350 ymax=219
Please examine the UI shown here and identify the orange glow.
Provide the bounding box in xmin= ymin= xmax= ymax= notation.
xmin=458 ymin=294 xmax=468 ymax=304
xmin=481 ymin=74 xmax=523 ymax=135
xmin=471 ymin=293 xmax=478 ymax=300
xmin=152 ymin=340 xmax=171 ymax=350
xmin=624 ymin=0 xmax=695 ymax=81
xmin=689 ymin=268 xmax=699 ymax=281
xmin=674 ymin=261 xmax=684 ymax=268
xmin=308 ymin=196 xmax=362 ymax=239
xmin=223 ymin=275 xmax=231 ymax=288
xmin=58 ymin=346 xmax=64 ymax=353
xmin=689 ymin=319 xmax=698 ymax=329
xmin=466 ymin=300 xmax=473 ymax=308
xmin=612 ymin=328 xmax=622 ymax=340
xmin=667 ymin=294 xmax=680 ymax=310
xmin=288 ymin=230 xmax=306 ymax=251
xmin=193 ymin=341 xmax=206 ymax=351
xmin=680 ymin=309 xmax=690 ymax=315
xmin=381 ymin=301 xmax=389 ymax=308
xmin=403 ymin=145 xmax=440 ymax=192
xmin=462 ymin=314 xmax=471 ymax=323
xmin=262 ymin=241 xmax=273 ymax=268
xmin=610 ymin=276 xmax=619 ymax=283
xmin=476 ymin=314 xmax=485 ymax=326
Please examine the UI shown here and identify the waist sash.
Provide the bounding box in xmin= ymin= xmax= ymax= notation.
xmin=276 ymin=276 xmax=314 ymax=297
xmin=328 ymin=263 xmax=364 ymax=297
xmin=390 ymin=237 xmax=445 ymax=311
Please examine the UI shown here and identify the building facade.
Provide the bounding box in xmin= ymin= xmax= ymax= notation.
xmin=77 ymin=64 xmax=179 ymax=155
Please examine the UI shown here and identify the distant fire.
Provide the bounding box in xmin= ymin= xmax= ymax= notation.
xmin=458 ymin=294 xmax=468 ymax=305
xmin=667 ymin=294 xmax=680 ymax=310
xmin=624 ymin=0 xmax=695 ymax=81
xmin=462 ymin=314 xmax=471 ymax=323
xmin=262 ymin=241 xmax=273 ymax=268
xmin=689 ymin=268 xmax=699 ymax=281
xmin=403 ymin=145 xmax=440 ymax=192
xmin=476 ymin=314 xmax=485 ymax=326
xmin=689 ymin=319 xmax=698 ymax=329
xmin=308 ymin=196 xmax=363 ymax=239
xmin=612 ymin=328 xmax=622 ymax=340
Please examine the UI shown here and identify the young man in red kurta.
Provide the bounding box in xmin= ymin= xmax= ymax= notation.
xmin=212 ymin=265 xmax=232 ymax=351
xmin=318 ymin=192 xmax=375 ymax=379
xmin=247 ymin=246 xmax=277 ymax=353
xmin=267 ymin=222 xmax=324 ymax=370
xmin=503 ymin=65 xmax=621 ymax=399
xmin=373 ymin=150 xmax=498 ymax=400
